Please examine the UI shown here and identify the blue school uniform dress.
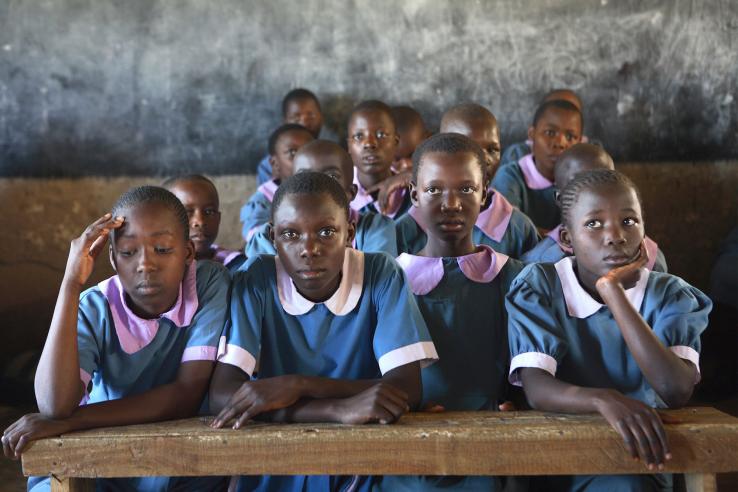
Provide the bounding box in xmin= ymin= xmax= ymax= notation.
xmin=350 ymin=173 xmax=412 ymax=221
xmin=211 ymin=244 xmax=247 ymax=274
xmin=521 ymin=224 xmax=669 ymax=272
xmin=240 ymin=179 xmax=278 ymax=241
xmin=374 ymin=246 xmax=524 ymax=492
xmin=500 ymin=140 xmax=532 ymax=167
xmin=246 ymin=208 xmax=398 ymax=258
xmin=395 ymin=190 xmax=539 ymax=258
xmin=218 ymin=249 xmax=438 ymax=492
xmin=28 ymin=261 xmax=230 ymax=492
xmin=491 ymin=153 xmax=559 ymax=230
xmin=506 ymin=257 xmax=711 ymax=492
xmin=256 ymin=154 xmax=272 ymax=186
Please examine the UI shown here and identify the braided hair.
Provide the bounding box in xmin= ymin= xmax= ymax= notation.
xmin=111 ymin=186 xmax=189 ymax=240
xmin=559 ymin=169 xmax=642 ymax=228
xmin=271 ymin=171 xmax=350 ymax=222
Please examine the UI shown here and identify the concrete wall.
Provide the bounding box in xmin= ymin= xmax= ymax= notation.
xmin=1 ymin=161 xmax=736 ymax=369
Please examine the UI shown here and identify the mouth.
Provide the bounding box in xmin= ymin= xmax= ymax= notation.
xmin=136 ymin=281 xmax=163 ymax=295
xmin=603 ymin=250 xmax=639 ymax=267
xmin=362 ymin=154 xmax=382 ymax=164
xmin=189 ymin=233 xmax=211 ymax=243
xmin=296 ymin=268 xmax=327 ymax=280
xmin=438 ymin=219 xmax=465 ymax=232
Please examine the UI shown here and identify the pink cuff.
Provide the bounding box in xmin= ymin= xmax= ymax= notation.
xmin=509 ymin=352 xmax=557 ymax=386
xmin=181 ymin=345 xmax=218 ymax=362
xmin=670 ymin=345 xmax=701 ymax=384
xmin=216 ymin=337 xmax=257 ymax=377
xmin=377 ymin=341 xmax=438 ymax=375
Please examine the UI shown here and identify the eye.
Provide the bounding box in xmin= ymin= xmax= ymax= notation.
xmin=319 ymin=227 xmax=337 ymax=238
xmin=544 ymin=129 xmax=556 ymax=137
xmin=117 ymin=249 xmax=134 ymax=257
xmin=352 ymin=133 xmax=364 ymax=142
xmin=155 ymin=246 xmax=173 ymax=254
xmin=460 ymin=186 xmax=476 ymax=194
xmin=565 ymin=132 xmax=576 ymax=142
xmin=204 ymin=208 xmax=218 ymax=217
xmin=585 ymin=219 xmax=603 ymax=228
xmin=280 ymin=230 xmax=298 ymax=240
xmin=326 ymin=172 xmax=340 ymax=181
xmin=623 ymin=217 xmax=639 ymax=226
xmin=376 ymin=131 xmax=388 ymax=139
xmin=425 ymin=186 xmax=441 ymax=195
xmin=287 ymin=149 xmax=298 ymax=158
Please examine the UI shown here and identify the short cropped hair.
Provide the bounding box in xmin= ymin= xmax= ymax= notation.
xmin=411 ymin=132 xmax=487 ymax=183
xmin=282 ymin=88 xmax=321 ymax=116
xmin=559 ymin=169 xmax=641 ymax=228
xmin=111 ymin=186 xmax=189 ymax=240
xmin=532 ymin=99 xmax=582 ymax=127
xmin=268 ymin=123 xmax=312 ymax=156
xmin=161 ymin=174 xmax=218 ymax=194
xmin=271 ymin=171 xmax=350 ymax=222
xmin=349 ymin=100 xmax=396 ymax=130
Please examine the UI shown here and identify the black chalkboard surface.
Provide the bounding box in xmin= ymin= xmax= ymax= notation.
xmin=0 ymin=0 xmax=736 ymax=177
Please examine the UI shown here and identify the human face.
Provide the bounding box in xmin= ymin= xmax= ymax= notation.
xmin=347 ymin=109 xmax=399 ymax=183
xmin=270 ymin=130 xmax=314 ymax=181
xmin=293 ymin=152 xmax=357 ymax=202
xmin=168 ymin=180 xmax=221 ymax=259
xmin=395 ymin=122 xmax=426 ymax=161
xmin=284 ymin=98 xmax=323 ymax=138
xmin=411 ymin=151 xmax=486 ymax=257
xmin=442 ymin=119 xmax=501 ymax=185
xmin=110 ymin=202 xmax=194 ymax=319
xmin=528 ymin=107 xmax=582 ymax=181
xmin=271 ymin=193 xmax=355 ymax=302
xmin=561 ymin=185 xmax=644 ymax=295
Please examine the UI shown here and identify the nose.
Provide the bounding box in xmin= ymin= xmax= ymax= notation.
xmin=137 ymin=248 xmax=156 ymax=273
xmin=552 ymin=132 xmax=567 ymax=149
xmin=362 ymin=133 xmax=377 ymax=149
xmin=300 ymin=234 xmax=321 ymax=258
xmin=441 ymin=191 xmax=462 ymax=212
xmin=605 ymin=223 xmax=627 ymax=245
xmin=190 ymin=210 xmax=203 ymax=228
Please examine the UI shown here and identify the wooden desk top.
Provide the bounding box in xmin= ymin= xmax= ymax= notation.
xmin=21 ymin=408 xmax=738 ymax=478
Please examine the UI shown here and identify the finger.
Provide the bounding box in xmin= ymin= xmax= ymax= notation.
xmin=421 ymin=402 xmax=445 ymax=413
xmin=498 ymin=401 xmax=516 ymax=412
xmin=14 ymin=434 xmax=30 ymax=457
xmin=88 ymin=232 xmax=110 ymax=259
xmin=2 ymin=435 xmax=13 ymax=459
xmin=81 ymin=215 xmax=121 ymax=248
xmin=614 ymin=421 xmax=638 ymax=460
xmin=657 ymin=410 xmax=682 ymax=426
xmin=628 ymin=418 xmax=656 ymax=468
xmin=233 ymin=403 xmax=257 ymax=429
xmin=213 ymin=397 xmax=250 ymax=428
xmin=650 ymin=411 xmax=672 ymax=461
xmin=371 ymin=404 xmax=397 ymax=425
xmin=635 ymin=413 xmax=664 ymax=467
xmin=376 ymin=385 xmax=409 ymax=411
xmin=376 ymin=395 xmax=408 ymax=423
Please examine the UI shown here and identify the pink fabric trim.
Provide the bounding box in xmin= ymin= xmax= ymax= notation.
xmin=554 ymin=256 xmax=648 ymax=319
xmin=79 ymin=368 xmax=92 ymax=406
xmin=98 ymin=261 xmax=199 ymax=354
xmin=276 ymin=249 xmax=365 ymax=316
xmin=476 ymin=191 xmax=514 ymax=242
xmin=181 ymin=345 xmax=218 ymax=362
xmin=350 ymin=175 xmax=406 ymax=218
xmin=350 ymin=173 xmax=375 ymax=211
xmin=457 ymin=245 xmax=509 ymax=283
xmin=257 ymin=180 xmax=279 ymax=203
xmin=245 ymin=225 xmax=261 ymax=241
xmin=217 ymin=339 xmax=257 ymax=377
xmin=377 ymin=341 xmax=438 ymax=375
xmin=518 ymin=154 xmax=554 ymax=190
xmin=509 ymin=352 xmax=558 ymax=387
xmin=644 ymin=236 xmax=659 ymax=271
xmin=211 ymin=245 xmax=242 ymax=267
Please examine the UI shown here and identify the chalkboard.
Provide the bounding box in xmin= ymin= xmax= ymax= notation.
xmin=0 ymin=0 xmax=736 ymax=177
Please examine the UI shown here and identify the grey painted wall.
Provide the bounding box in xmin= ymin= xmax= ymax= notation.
xmin=1 ymin=0 xmax=736 ymax=177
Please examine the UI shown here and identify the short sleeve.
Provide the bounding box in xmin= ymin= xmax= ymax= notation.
xmin=77 ymin=290 xmax=105 ymax=404
xmin=216 ymin=259 xmax=267 ymax=377
xmin=180 ymin=262 xmax=230 ymax=363
xmin=652 ymin=278 xmax=712 ymax=377
xmin=491 ymin=164 xmax=524 ymax=209
xmin=245 ymin=223 xmax=277 ymax=257
xmin=368 ymin=254 xmax=438 ymax=375
xmin=240 ymin=193 xmax=271 ymax=241
xmin=506 ymin=265 xmax=568 ymax=386
xmin=356 ymin=213 xmax=397 ymax=257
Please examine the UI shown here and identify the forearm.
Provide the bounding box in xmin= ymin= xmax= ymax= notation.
xmin=598 ymin=281 xmax=695 ymax=406
xmin=262 ymin=398 xmax=343 ymax=423
xmin=35 ymin=281 xmax=84 ymax=417
xmin=520 ymin=368 xmax=609 ymax=414
xmin=293 ymin=375 xmax=378 ymax=400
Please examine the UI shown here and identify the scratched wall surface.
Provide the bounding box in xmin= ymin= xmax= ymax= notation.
xmin=0 ymin=0 xmax=737 ymax=177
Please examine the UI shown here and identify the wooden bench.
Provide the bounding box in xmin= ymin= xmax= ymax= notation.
xmin=21 ymin=407 xmax=738 ymax=492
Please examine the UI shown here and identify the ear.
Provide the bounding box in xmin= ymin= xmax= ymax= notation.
xmin=393 ymin=134 xmax=400 ymax=146
xmin=347 ymin=183 xmax=358 ymax=202
xmin=559 ymin=226 xmax=572 ymax=249
xmin=527 ymin=126 xmax=535 ymax=142
xmin=269 ymin=156 xmax=278 ymax=178
xmin=184 ymin=239 xmax=196 ymax=265
xmin=480 ymin=185 xmax=488 ymax=209
xmin=268 ymin=222 xmax=275 ymax=244
xmin=346 ymin=219 xmax=357 ymax=247
xmin=554 ymin=189 xmax=561 ymax=207
xmin=108 ymin=245 xmax=117 ymax=272
xmin=409 ymin=181 xmax=420 ymax=207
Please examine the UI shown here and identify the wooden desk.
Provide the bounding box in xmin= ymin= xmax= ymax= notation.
xmin=22 ymin=407 xmax=738 ymax=492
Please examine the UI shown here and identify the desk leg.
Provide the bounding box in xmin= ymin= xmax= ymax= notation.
xmin=684 ymin=473 xmax=717 ymax=492
xmin=50 ymin=477 xmax=95 ymax=492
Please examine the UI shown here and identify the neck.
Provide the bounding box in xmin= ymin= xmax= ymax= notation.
xmin=572 ymin=261 xmax=604 ymax=303
xmin=296 ymin=271 xmax=343 ymax=304
xmin=124 ymin=292 xmax=176 ymax=320
xmin=532 ymin=156 xmax=554 ymax=182
xmin=196 ymin=247 xmax=216 ymax=261
xmin=420 ymin=234 xmax=477 ymax=258
xmin=357 ymin=169 xmax=392 ymax=190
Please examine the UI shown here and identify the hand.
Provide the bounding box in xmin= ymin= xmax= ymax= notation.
xmin=392 ymin=157 xmax=413 ymax=174
xmin=2 ymin=413 xmax=72 ymax=460
xmin=596 ymin=241 xmax=649 ymax=292
xmin=421 ymin=402 xmax=445 ymax=413
xmin=335 ymin=382 xmax=410 ymax=425
xmin=365 ymin=172 xmax=412 ymax=215
xmin=211 ymin=375 xmax=304 ymax=429
xmin=498 ymin=401 xmax=516 ymax=412
xmin=63 ymin=213 xmax=124 ymax=288
xmin=593 ymin=389 xmax=671 ymax=470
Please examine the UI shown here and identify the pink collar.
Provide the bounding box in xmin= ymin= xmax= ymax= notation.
xmin=257 ymin=180 xmax=279 ymax=203
xmin=518 ymin=154 xmax=554 ymax=190
xmin=275 ymin=248 xmax=364 ymax=316
xmin=351 ymin=172 xmax=406 ymax=218
xmin=476 ymin=190 xmax=514 ymax=241
xmin=554 ymin=256 xmax=648 ymax=319
xmin=98 ymin=261 xmax=199 ymax=354
xmin=396 ymin=245 xmax=510 ymax=295
xmin=211 ymin=244 xmax=242 ymax=267
xmin=549 ymin=225 xmax=659 ymax=270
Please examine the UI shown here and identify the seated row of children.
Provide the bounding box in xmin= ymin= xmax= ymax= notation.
xmin=1 ymin=92 xmax=710 ymax=492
